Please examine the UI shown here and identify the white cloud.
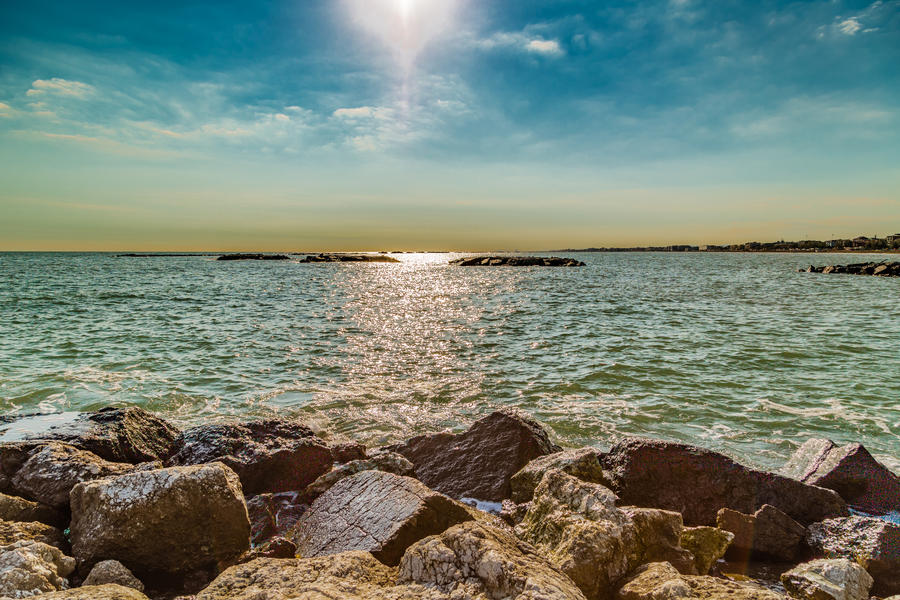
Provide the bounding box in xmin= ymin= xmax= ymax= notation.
xmin=0 ymin=102 xmax=12 ymax=117
xmin=333 ymin=106 xmax=392 ymax=120
xmin=26 ymin=78 xmax=94 ymax=98
xmin=837 ymin=17 xmax=862 ymax=35
xmin=475 ymin=32 xmax=565 ymax=57
xmin=527 ymin=39 xmax=563 ymax=55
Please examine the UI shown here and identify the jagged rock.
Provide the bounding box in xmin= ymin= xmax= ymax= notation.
xmin=164 ymin=418 xmax=332 ymax=495
xmin=19 ymin=407 xmax=180 ymax=464
xmin=806 ymin=516 xmax=900 ymax=596
xmin=291 ymin=470 xmax=473 ymax=566
xmin=0 ymin=492 xmax=63 ymax=527
xmin=600 ymin=438 xmax=847 ymax=526
xmin=388 ymin=410 xmax=561 ymax=501
xmin=510 ymin=447 xmax=607 ymax=503
xmin=781 ymin=559 xmax=873 ymax=600
xmin=5 ymin=443 xmax=135 ymax=510
xmin=716 ymin=504 xmax=805 ymax=562
xmin=330 ymin=441 xmax=367 ymax=463
xmin=0 ymin=540 xmax=75 ymax=597
xmin=236 ymin=536 xmax=296 ymax=564
xmin=500 ymin=499 xmax=531 ymax=526
xmin=516 ymin=469 xmax=696 ymax=600
xmin=781 ymin=438 xmax=900 ymax=515
xmin=69 ymin=463 xmax=250 ymax=583
xmin=0 ymin=519 xmax=67 ymax=550
xmin=300 ymin=451 xmax=415 ymax=504
xmin=24 ymin=584 xmax=150 ymax=599
xmin=83 ymin=560 xmax=144 ymax=592
xmin=617 ymin=561 xmax=786 ymax=600
xmin=680 ymin=526 xmax=734 ymax=575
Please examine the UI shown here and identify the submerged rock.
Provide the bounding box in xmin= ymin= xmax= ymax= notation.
xmin=69 ymin=463 xmax=250 ymax=584
xmin=781 ymin=438 xmax=900 ymax=515
xmin=680 ymin=526 xmax=734 ymax=575
xmin=716 ymin=504 xmax=806 ymax=562
xmin=83 ymin=560 xmax=145 ymax=592
xmin=510 ymin=446 xmax=607 ymax=503
xmin=290 ymin=470 xmax=473 ymax=566
xmin=600 ymin=438 xmax=848 ymax=526
xmin=780 ymin=559 xmax=873 ymax=600
xmin=450 ymin=255 xmax=586 ymax=266
xmin=164 ymin=418 xmax=332 ymax=495
xmin=388 ymin=409 xmax=561 ymax=501
xmin=617 ymin=561 xmax=786 ymax=600
xmin=0 ymin=540 xmax=75 ymax=598
xmin=0 ymin=519 xmax=67 ymax=550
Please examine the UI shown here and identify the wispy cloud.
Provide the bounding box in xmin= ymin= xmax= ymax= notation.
xmin=526 ymin=39 xmax=563 ymax=55
xmin=26 ymin=78 xmax=94 ymax=98
xmin=837 ymin=17 xmax=863 ymax=35
xmin=333 ymin=106 xmax=393 ymax=119
xmin=474 ymin=31 xmax=565 ymax=57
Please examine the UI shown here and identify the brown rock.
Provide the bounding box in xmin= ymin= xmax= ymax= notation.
xmin=716 ymin=504 xmax=805 ymax=562
xmin=0 ymin=540 xmax=75 ymax=597
xmin=164 ymin=418 xmax=332 ymax=495
xmin=617 ymin=561 xmax=787 ymax=600
xmin=781 ymin=558 xmax=873 ymax=600
xmin=388 ymin=410 xmax=561 ymax=501
xmin=600 ymin=438 xmax=847 ymax=526
xmin=290 ymin=469 xmax=473 ymax=566
xmin=0 ymin=518 xmax=67 ymax=550
xmin=0 ymin=491 xmax=64 ymax=526
xmin=331 ymin=441 xmax=367 ymax=463
xmin=246 ymin=491 xmax=307 ymax=546
xmin=680 ymin=526 xmax=734 ymax=575
xmin=25 ymin=584 xmax=151 ymax=599
xmin=510 ymin=447 xmax=607 ymax=503
xmin=83 ymin=560 xmax=145 ymax=592
xmin=236 ymin=536 xmax=296 ymax=563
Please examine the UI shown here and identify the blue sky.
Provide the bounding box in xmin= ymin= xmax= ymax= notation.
xmin=1 ymin=0 xmax=898 ymax=250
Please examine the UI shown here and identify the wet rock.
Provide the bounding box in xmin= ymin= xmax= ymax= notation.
xmin=806 ymin=516 xmax=900 ymax=596
xmin=299 ymin=253 xmax=400 ymax=263
xmin=216 ymin=253 xmax=290 ymax=261
xmin=781 ymin=559 xmax=873 ymax=600
xmin=299 ymin=451 xmax=415 ymax=504
xmin=26 ymin=584 xmax=151 ymax=599
xmin=716 ymin=505 xmax=805 ymax=562
xmin=781 ymin=438 xmax=900 ymax=515
xmin=388 ymin=409 xmax=561 ymax=501
xmin=0 ymin=491 xmax=63 ymax=527
xmin=83 ymin=560 xmax=145 ymax=592
xmin=510 ymin=446 xmax=607 ymax=503
xmin=0 ymin=519 xmax=67 ymax=550
xmin=246 ymin=491 xmax=307 ymax=546
xmin=69 ymin=463 xmax=250 ymax=584
xmin=291 ymin=469 xmax=473 ymax=566
xmin=680 ymin=526 xmax=734 ymax=575
xmin=450 ymin=255 xmax=586 ymax=267
xmin=0 ymin=540 xmax=75 ymax=597
xmin=330 ymin=441 xmax=367 ymax=463
xmin=601 ymin=438 xmax=848 ymax=526
xmin=617 ymin=561 xmax=787 ymax=600
xmin=164 ymin=418 xmax=333 ymax=495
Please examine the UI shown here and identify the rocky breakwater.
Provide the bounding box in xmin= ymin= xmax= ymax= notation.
xmin=803 ymin=261 xmax=900 ymax=276
xmin=216 ymin=253 xmax=291 ymax=261
xmin=0 ymin=408 xmax=897 ymax=600
xmin=451 ymin=255 xmax=586 ymax=266
xmin=299 ymin=253 xmax=400 ymax=263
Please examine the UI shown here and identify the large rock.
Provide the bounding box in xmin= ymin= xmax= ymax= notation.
xmin=601 ymin=438 xmax=848 ymax=526
xmin=24 ymin=584 xmax=150 ymax=599
xmin=388 ymin=410 xmax=560 ymax=501
xmin=806 ymin=516 xmax=900 ymax=596
xmin=781 ymin=559 xmax=873 ymax=600
xmin=516 ymin=469 xmax=696 ymax=600
xmin=680 ymin=527 xmax=733 ymax=575
xmin=617 ymin=561 xmax=786 ymax=600
xmin=781 ymin=438 xmax=900 ymax=515
xmin=510 ymin=447 xmax=607 ymax=503
xmin=290 ymin=470 xmax=473 ymax=566
xmin=0 ymin=540 xmax=75 ymax=598
xmin=0 ymin=491 xmax=63 ymax=527
xmin=716 ymin=504 xmax=805 ymax=562
xmin=69 ymin=463 xmax=250 ymax=583
xmin=0 ymin=519 xmax=67 ymax=550
xmin=83 ymin=560 xmax=145 ymax=592
xmin=299 ymin=450 xmax=415 ymax=504
xmin=164 ymin=418 xmax=332 ymax=495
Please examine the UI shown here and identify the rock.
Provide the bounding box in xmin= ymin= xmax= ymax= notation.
xmin=388 ymin=409 xmax=561 ymax=501
xmin=69 ymin=463 xmax=250 ymax=584
xmin=500 ymin=499 xmax=531 ymax=526
xmin=510 ymin=447 xmax=607 ymax=503
xmin=0 ymin=519 xmax=67 ymax=550
xmin=20 ymin=407 xmax=180 ymax=464
xmin=246 ymin=491 xmax=307 ymax=546
xmin=299 ymin=451 xmax=415 ymax=504
xmin=164 ymin=418 xmax=333 ymax=495
xmin=83 ymin=560 xmax=145 ymax=592
xmin=516 ymin=469 xmax=696 ymax=600
xmin=291 ymin=470 xmax=473 ymax=566
xmin=23 ymin=584 xmax=150 ymax=599
xmin=806 ymin=516 xmax=900 ymax=596
xmin=0 ymin=540 xmax=75 ymax=597
xmin=4 ymin=443 xmax=135 ymax=510
xmin=600 ymin=438 xmax=848 ymax=526
xmin=331 ymin=441 xmax=367 ymax=463
xmin=0 ymin=492 xmax=63 ymax=527
xmin=716 ymin=504 xmax=805 ymax=562
xmin=299 ymin=253 xmax=401 ymax=263
xmin=236 ymin=536 xmax=296 ymax=563
xmin=216 ymin=253 xmax=290 ymax=260
xmin=781 ymin=438 xmax=900 ymax=515
xmin=680 ymin=526 xmax=734 ymax=575
xmin=617 ymin=561 xmax=786 ymax=600
xmin=450 ymin=256 xmax=586 ymax=267
xmin=781 ymin=559 xmax=873 ymax=600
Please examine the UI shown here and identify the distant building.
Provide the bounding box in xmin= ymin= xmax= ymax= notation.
xmin=887 ymin=233 xmax=900 ymax=244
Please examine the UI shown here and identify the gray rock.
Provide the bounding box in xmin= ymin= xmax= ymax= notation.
xmin=510 ymin=447 xmax=607 ymax=503
xmin=0 ymin=540 xmax=75 ymax=598
xmin=716 ymin=504 xmax=806 ymax=562
xmin=83 ymin=560 xmax=144 ymax=592
xmin=781 ymin=559 xmax=873 ymax=600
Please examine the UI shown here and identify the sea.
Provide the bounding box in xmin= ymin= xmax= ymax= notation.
xmin=1 ymin=251 xmax=897 ymax=472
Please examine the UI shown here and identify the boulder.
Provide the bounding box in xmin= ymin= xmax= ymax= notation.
xmin=781 ymin=438 xmax=900 ymax=515
xmin=388 ymin=410 xmax=560 ymax=501
xmin=0 ymin=519 xmax=67 ymax=550
xmin=510 ymin=447 xmax=607 ymax=503
xmin=600 ymin=438 xmax=847 ymax=526
xmin=617 ymin=561 xmax=786 ymax=600
xmin=299 ymin=450 xmax=415 ymax=504
xmin=164 ymin=418 xmax=333 ymax=495
xmin=781 ymin=559 xmax=873 ymax=600
xmin=716 ymin=504 xmax=805 ymax=562
xmin=69 ymin=463 xmax=250 ymax=583
xmin=23 ymin=584 xmax=150 ymax=599
xmin=680 ymin=526 xmax=734 ymax=575
xmin=0 ymin=540 xmax=75 ymax=597
xmin=83 ymin=560 xmax=144 ymax=592
xmin=290 ymin=470 xmax=473 ymax=566
xmin=806 ymin=516 xmax=900 ymax=596
xmin=330 ymin=441 xmax=367 ymax=463
xmin=0 ymin=491 xmax=63 ymax=527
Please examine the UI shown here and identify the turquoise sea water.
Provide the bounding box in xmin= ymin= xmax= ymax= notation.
xmin=1 ymin=252 xmax=897 ymax=471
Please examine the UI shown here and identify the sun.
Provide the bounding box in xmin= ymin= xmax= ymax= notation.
xmin=395 ymin=0 xmax=415 ymax=24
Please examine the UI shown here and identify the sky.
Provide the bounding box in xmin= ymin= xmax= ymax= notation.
xmin=1 ymin=0 xmax=898 ymax=251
